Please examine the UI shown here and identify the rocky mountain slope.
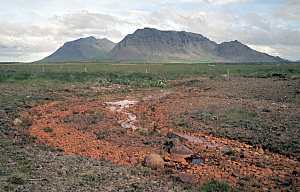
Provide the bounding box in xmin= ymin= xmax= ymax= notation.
xmin=40 ymin=36 xmax=115 ymax=63
xmin=110 ymin=28 xmax=285 ymax=63
xmin=109 ymin=28 xmax=221 ymax=62
xmin=215 ymin=40 xmax=284 ymax=63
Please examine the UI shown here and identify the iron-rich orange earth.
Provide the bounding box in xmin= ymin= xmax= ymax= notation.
xmin=25 ymin=79 xmax=300 ymax=191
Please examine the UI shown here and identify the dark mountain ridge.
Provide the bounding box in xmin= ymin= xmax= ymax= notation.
xmin=39 ymin=28 xmax=287 ymax=63
xmin=110 ymin=28 xmax=285 ymax=63
xmin=40 ymin=36 xmax=115 ymax=63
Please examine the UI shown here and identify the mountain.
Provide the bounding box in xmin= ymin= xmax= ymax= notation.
xmin=40 ymin=36 xmax=115 ymax=63
xmin=109 ymin=28 xmax=221 ymax=62
xmin=39 ymin=28 xmax=287 ymax=63
xmin=109 ymin=28 xmax=286 ymax=63
xmin=215 ymin=40 xmax=284 ymax=63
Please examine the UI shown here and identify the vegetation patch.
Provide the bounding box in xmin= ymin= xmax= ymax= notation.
xmin=201 ymin=180 xmax=232 ymax=192
xmin=172 ymin=112 xmax=193 ymax=130
xmin=43 ymin=127 xmax=53 ymax=133
xmin=220 ymin=107 xmax=260 ymax=130
xmin=95 ymin=130 xmax=109 ymax=140
xmin=7 ymin=175 xmax=25 ymax=185
xmin=190 ymin=110 xmax=218 ymax=123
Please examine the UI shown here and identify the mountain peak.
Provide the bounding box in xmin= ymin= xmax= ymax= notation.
xmin=77 ymin=36 xmax=97 ymax=42
xmin=221 ymin=40 xmax=243 ymax=45
xmin=40 ymin=36 xmax=115 ymax=63
xmin=135 ymin=27 xmax=159 ymax=33
xmin=85 ymin=36 xmax=97 ymax=40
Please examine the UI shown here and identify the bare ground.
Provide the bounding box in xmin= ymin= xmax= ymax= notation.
xmin=1 ymin=77 xmax=300 ymax=191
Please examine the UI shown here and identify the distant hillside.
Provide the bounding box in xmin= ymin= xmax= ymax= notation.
xmin=40 ymin=36 xmax=115 ymax=63
xmin=109 ymin=28 xmax=286 ymax=63
xmin=215 ymin=40 xmax=284 ymax=63
xmin=39 ymin=28 xmax=287 ymax=63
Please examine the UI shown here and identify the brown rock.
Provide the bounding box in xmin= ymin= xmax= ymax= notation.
xmin=258 ymin=148 xmax=264 ymax=154
xmin=170 ymin=153 xmax=188 ymax=165
xmin=170 ymin=145 xmax=193 ymax=158
xmin=144 ymin=153 xmax=165 ymax=170
xmin=178 ymin=173 xmax=197 ymax=184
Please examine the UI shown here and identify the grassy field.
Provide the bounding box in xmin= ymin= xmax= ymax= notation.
xmin=1 ymin=62 xmax=299 ymax=84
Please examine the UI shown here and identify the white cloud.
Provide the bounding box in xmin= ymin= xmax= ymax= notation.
xmin=205 ymin=0 xmax=249 ymax=5
xmin=173 ymin=0 xmax=249 ymax=5
xmin=0 ymin=11 xmax=140 ymax=62
xmin=276 ymin=0 xmax=300 ymax=20
xmin=0 ymin=0 xmax=299 ymax=62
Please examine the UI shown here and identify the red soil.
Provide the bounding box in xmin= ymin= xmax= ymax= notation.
xmin=26 ymin=90 xmax=300 ymax=190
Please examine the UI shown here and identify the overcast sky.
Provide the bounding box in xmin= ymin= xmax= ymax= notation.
xmin=0 ymin=0 xmax=299 ymax=62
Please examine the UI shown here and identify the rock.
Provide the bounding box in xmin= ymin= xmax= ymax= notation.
xmin=167 ymin=132 xmax=179 ymax=139
xmin=183 ymin=153 xmax=205 ymax=165
xmin=262 ymin=108 xmax=271 ymax=113
xmin=168 ymin=145 xmax=194 ymax=165
xmin=143 ymin=153 xmax=165 ymax=170
xmin=239 ymin=149 xmax=245 ymax=158
xmin=170 ymin=145 xmax=193 ymax=158
xmin=13 ymin=118 xmax=23 ymax=126
xmin=222 ymin=146 xmax=235 ymax=156
xmin=185 ymin=154 xmax=204 ymax=165
xmin=178 ymin=173 xmax=197 ymax=184
xmin=257 ymin=148 xmax=264 ymax=154
xmin=170 ymin=153 xmax=188 ymax=165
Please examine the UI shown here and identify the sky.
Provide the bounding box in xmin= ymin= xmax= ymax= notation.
xmin=0 ymin=0 xmax=299 ymax=62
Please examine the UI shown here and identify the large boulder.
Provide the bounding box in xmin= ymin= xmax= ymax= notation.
xmin=143 ymin=153 xmax=165 ymax=170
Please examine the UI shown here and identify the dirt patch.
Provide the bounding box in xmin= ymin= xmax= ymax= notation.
xmin=25 ymin=78 xmax=300 ymax=191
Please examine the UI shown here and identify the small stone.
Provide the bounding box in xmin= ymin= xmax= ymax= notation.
xmin=262 ymin=108 xmax=271 ymax=113
xmin=239 ymin=150 xmax=245 ymax=158
xmin=143 ymin=153 xmax=165 ymax=170
xmin=258 ymin=148 xmax=264 ymax=154
xmin=185 ymin=154 xmax=204 ymax=165
xmin=13 ymin=118 xmax=23 ymax=126
xmin=178 ymin=173 xmax=197 ymax=184
xmin=191 ymin=155 xmax=204 ymax=165
xmin=164 ymin=154 xmax=172 ymax=161
xmin=222 ymin=146 xmax=235 ymax=156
